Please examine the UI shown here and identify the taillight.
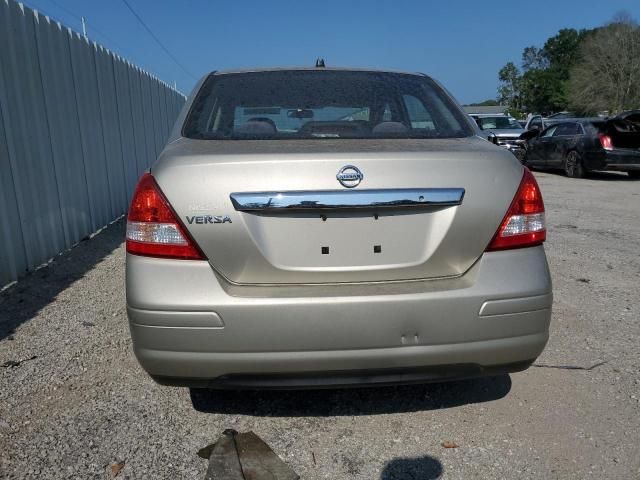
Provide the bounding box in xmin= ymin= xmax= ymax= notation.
xmin=126 ymin=173 xmax=205 ymax=260
xmin=486 ymin=168 xmax=546 ymax=251
xmin=598 ymin=134 xmax=613 ymax=150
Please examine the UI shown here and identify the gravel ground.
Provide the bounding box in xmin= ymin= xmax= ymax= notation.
xmin=1 ymin=170 xmax=639 ymax=479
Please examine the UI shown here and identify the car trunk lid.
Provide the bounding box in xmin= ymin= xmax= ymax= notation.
xmin=153 ymin=137 xmax=523 ymax=285
xmin=604 ymin=119 xmax=640 ymax=150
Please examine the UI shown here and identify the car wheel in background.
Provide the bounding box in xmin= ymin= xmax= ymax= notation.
xmin=564 ymin=151 xmax=585 ymax=178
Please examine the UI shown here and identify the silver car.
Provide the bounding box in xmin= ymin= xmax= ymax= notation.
xmin=126 ymin=67 xmax=552 ymax=388
xmin=470 ymin=114 xmax=526 ymax=157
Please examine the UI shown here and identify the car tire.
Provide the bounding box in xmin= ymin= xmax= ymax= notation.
xmin=564 ymin=151 xmax=585 ymax=178
xmin=628 ymin=171 xmax=640 ymax=179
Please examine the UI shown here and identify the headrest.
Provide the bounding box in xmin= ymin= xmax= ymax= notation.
xmin=372 ymin=122 xmax=409 ymax=134
xmin=234 ymin=120 xmax=277 ymax=135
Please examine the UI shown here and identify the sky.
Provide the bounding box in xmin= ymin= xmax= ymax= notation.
xmin=21 ymin=0 xmax=640 ymax=104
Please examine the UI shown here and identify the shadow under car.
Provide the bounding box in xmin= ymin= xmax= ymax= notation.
xmin=189 ymin=374 xmax=512 ymax=417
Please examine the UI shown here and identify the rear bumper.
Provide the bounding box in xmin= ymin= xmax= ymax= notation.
xmin=138 ymin=338 xmax=544 ymax=389
xmin=604 ymin=150 xmax=640 ymax=171
xmin=126 ymin=246 xmax=552 ymax=387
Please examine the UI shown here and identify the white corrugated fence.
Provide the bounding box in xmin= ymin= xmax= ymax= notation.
xmin=0 ymin=0 xmax=186 ymax=287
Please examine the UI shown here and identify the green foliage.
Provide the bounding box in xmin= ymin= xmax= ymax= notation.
xmin=499 ymin=15 xmax=640 ymax=115
xmin=542 ymin=28 xmax=587 ymax=78
xmin=504 ymin=107 xmax=525 ymax=120
xmin=499 ymin=28 xmax=590 ymax=113
xmin=569 ymin=15 xmax=640 ymax=114
xmin=498 ymin=62 xmax=521 ymax=109
xmin=522 ymin=46 xmax=546 ymax=71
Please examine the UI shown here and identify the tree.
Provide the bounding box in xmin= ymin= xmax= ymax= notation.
xmin=517 ymin=29 xmax=587 ymax=112
xmin=522 ymin=46 xmax=546 ymax=71
xmin=569 ymin=14 xmax=640 ymax=114
xmin=542 ymin=28 xmax=586 ymax=78
xmin=497 ymin=62 xmax=521 ymax=109
xmin=520 ymin=69 xmax=558 ymax=114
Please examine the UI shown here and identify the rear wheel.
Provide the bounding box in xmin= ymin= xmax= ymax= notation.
xmin=564 ymin=151 xmax=585 ymax=178
xmin=628 ymin=171 xmax=640 ymax=179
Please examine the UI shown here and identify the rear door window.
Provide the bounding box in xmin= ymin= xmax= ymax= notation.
xmin=541 ymin=126 xmax=557 ymax=137
xmin=552 ymin=123 xmax=580 ymax=136
xmin=530 ymin=117 xmax=543 ymax=130
xmin=402 ymin=94 xmax=435 ymax=130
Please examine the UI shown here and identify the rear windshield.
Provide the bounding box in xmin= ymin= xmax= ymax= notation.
xmin=182 ymin=70 xmax=474 ymax=140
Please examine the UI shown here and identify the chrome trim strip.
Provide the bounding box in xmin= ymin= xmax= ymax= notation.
xmin=230 ymin=188 xmax=465 ymax=212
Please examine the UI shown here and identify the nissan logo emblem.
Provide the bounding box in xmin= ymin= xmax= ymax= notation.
xmin=336 ymin=165 xmax=363 ymax=188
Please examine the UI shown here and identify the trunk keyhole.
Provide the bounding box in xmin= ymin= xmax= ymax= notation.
xmin=374 ymin=245 xmax=382 ymax=253
xmin=321 ymin=246 xmax=330 ymax=255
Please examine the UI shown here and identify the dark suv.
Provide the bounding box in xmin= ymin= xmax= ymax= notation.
xmin=522 ymin=118 xmax=640 ymax=178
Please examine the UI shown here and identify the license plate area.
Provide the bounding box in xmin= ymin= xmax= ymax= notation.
xmin=241 ymin=207 xmax=454 ymax=272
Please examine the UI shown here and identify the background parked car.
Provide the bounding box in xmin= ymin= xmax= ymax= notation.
xmin=546 ymin=111 xmax=576 ymax=120
xmin=469 ymin=113 xmax=525 ymax=158
xmin=523 ymin=114 xmax=568 ymax=132
xmin=524 ymin=112 xmax=583 ymax=131
xmin=521 ymin=118 xmax=640 ymax=178
xmin=524 ymin=114 xmax=547 ymax=132
xmin=616 ymin=109 xmax=640 ymax=127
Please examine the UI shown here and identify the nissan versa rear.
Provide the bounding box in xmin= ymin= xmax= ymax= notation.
xmin=125 ymin=68 xmax=552 ymax=388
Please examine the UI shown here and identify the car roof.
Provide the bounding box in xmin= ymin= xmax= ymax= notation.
xmin=547 ymin=111 xmax=575 ymax=118
xmin=210 ymin=66 xmax=427 ymax=77
xmin=547 ymin=117 xmax=606 ymax=125
xmin=617 ymin=110 xmax=640 ymax=117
